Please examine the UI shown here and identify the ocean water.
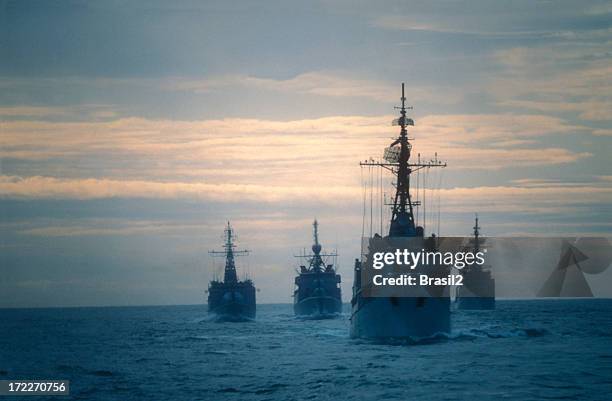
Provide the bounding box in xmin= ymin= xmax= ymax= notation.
xmin=1 ymin=300 xmax=611 ymax=400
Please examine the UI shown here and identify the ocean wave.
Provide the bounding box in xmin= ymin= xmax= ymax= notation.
xmin=189 ymin=316 xmax=215 ymax=324
xmin=203 ymin=350 xmax=232 ymax=355
xmin=352 ymin=332 xmax=467 ymax=346
xmin=295 ymin=313 xmax=342 ymax=321
xmin=314 ymin=328 xmax=347 ymax=338
xmin=56 ymin=364 xmax=115 ymax=377
xmin=215 ymin=382 xmax=288 ymax=395
xmin=353 ymin=326 xmax=550 ymax=345
xmin=456 ymin=327 xmax=550 ymax=339
xmin=181 ymin=335 xmax=210 ymax=342
xmin=216 ymin=387 xmax=242 ymax=394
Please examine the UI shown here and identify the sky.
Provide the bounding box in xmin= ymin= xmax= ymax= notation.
xmin=1 ymin=0 xmax=611 ymax=307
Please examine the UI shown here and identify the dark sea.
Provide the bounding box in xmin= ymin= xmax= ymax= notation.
xmin=1 ymin=300 xmax=612 ymax=400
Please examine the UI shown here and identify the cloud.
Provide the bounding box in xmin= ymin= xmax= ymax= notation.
xmin=162 ymin=72 xmax=465 ymax=105
xmin=18 ymin=220 xmax=199 ymax=237
xmin=416 ymin=114 xmax=584 ymax=141
xmin=584 ymin=3 xmax=612 ymax=15
xmin=0 ymin=113 xmax=590 ymax=178
xmin=370 ymin=15 xmax=563 ymax=37
xmin=511 ymin=178 xmax=590 ymax=187
xmin=491 ymin=41 xmax=612 ymax=121
xmin=0 ymin=113 xmax=593 ymax=212
xmin=164 ymin=72 xmax=397 ymax=102
xmin=13 ymin=215 xmax=352 ymax=240
xmin=439 ymin=184 xmax=612 ymax=210
xmin=0 ymin=105 xmax=118 ymax=120
xmin=0 ymin=175 xmax=358 ymax=203
xmin=0 ymin=106 xmax=70 ymax=118
xmin=0 ymin=72 xmax=463 ymax=106
xmin=3 ymin=175 xmax=610 ymax=218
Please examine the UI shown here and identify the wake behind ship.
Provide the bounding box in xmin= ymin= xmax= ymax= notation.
xmin=456 ymin=216 xmax=495 ymax=310
xmin=350 ymin=84 xmax=451 ymax=339
xmin=207 ymin=222 xmax=256 ymax=321
xmin=293 ymin=220 xmax=342 ymax=318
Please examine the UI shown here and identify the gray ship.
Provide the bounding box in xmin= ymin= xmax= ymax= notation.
xmin=350 ymin=84 xmax=451 ymax=339
xmin=207 ymin=222 xmax=256 ymax=321
xmin=456 ymin=216 xmax=495 ymax=310
xmin=293 ymin=220 xmax=342 ymax=318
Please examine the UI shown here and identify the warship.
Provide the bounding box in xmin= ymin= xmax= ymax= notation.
xmin=350 ymin=83 xmax=451 ymax=339
xmin=456 ymin=216 xmax=495 ymax=309
xmin=207 ymin=222 xmax=256 ymax=321
xmin=293 ymin=220 xmax=342 ymax=317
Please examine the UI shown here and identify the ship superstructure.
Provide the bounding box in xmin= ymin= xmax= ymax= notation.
xmin=207 ymin=222 xmax=256 ymax=321
xmin=293 ymin=220 xmax=342 ymax=317
xmin=456 ymin=216 xmax=495 ymax=309
xmin=350 ymin=83 xmax=451 ymax=339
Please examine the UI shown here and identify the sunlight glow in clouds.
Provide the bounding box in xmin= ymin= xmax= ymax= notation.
xmin=0 ymin=113 xmax=593 ymax=180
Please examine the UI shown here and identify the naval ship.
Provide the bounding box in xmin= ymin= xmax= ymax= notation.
xmin=207 ymin=222 xmax=256 ymax=321
xmin=456 ymin=216 xmax=495 ymax=309
xmin=350 ymin=84 xmax=451 ymax=339
xmin=293 ymin=220 xmax=342 ymax=317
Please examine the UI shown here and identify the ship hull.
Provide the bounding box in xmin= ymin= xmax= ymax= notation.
xmin=294 ymin=295 xmax=342 ymax=318
xmin=208 ymin=282 xmax=256 ymax=321
xmin=209 ymin=301 xmax=256 ymax=321
xmin=456 ymin=296 xmax=495 ymax=310
xmin=293 ymin=268 xmax=342 ymax=318
xmin=350 ymin=296 xmax=450 ymax=339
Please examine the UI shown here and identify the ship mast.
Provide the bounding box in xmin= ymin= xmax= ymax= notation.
xmin=473 ymin=214 xmax=480 ymax=253
xmin=295 ymin=219 xmax=337 ymax=272
xmin=310 ymin=219 xmax=325 ymax=272
xmin=360 ymin=83 xmax=446 ymax=237
xmin=209 ymin=221 xmax=250 ymax=283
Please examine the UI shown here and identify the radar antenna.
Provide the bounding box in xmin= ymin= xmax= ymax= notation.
xmin=294 ymin=219 xmax=338 ymax=272
xmin=360 ymin=83 xmax=446 ymax=237
xmin=209 ymin=221 xmax=250 ymax=283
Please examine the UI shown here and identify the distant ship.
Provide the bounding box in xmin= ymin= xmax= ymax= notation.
xmin=350 ymin=83 xmax=450 ymax=339
xmin=456 ymin=216 xmax=495 ymax=309
xmin=293 ymin=220 xmax=342 ymax=317
xmin=207 ymin=222 xmax=256 ymax=321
